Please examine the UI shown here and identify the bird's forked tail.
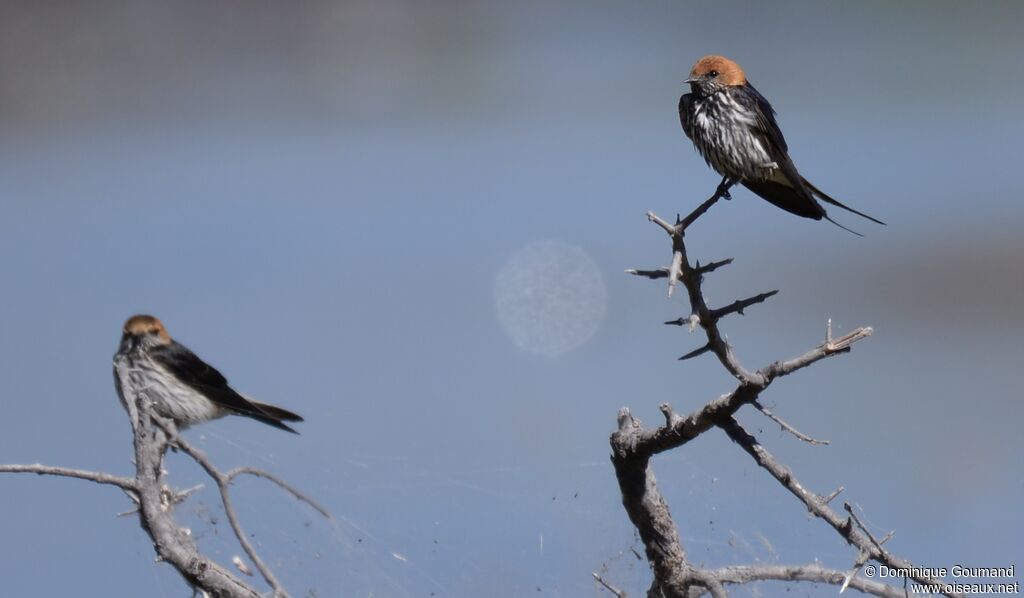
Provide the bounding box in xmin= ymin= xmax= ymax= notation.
xmin=802 ymin=178 xmax=886 ymax=226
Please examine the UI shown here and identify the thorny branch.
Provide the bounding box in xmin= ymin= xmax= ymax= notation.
xmin=0 ymin=388 xmax=328 ymax=597
xmin=606 ymin=199 xmax=960 ymax=597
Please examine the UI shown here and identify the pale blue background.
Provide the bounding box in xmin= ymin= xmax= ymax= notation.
xmin=0 ymin=1 xmax=1021 ymax=596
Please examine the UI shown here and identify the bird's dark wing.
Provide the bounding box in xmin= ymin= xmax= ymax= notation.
xmin=732 ymin=82 xmax=832 ymax=220
xmin=742 ymin=82 xmax=885 ymax=227
xmin=678 ymin=93 xmax=696 ymax=140
xmin=151 ymin=341 xmax=229 ymax=388
xmin=150 ymin=341 xmax=299 ymax=432
xmin=738 ymin=82 xmax=789 ymax=154
xmin=740 ymin=179 xmax=824 ymax=220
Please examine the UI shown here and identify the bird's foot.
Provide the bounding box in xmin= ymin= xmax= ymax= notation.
xmin=716 ymin=178 xmax=734 ymax=200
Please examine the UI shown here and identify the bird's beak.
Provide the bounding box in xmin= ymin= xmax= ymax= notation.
xmin=683 ymin=77 xmax=698 ymax=85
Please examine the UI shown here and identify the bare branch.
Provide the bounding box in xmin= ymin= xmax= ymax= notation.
xmin=844 ymin=502 xmax=892 ymax=556
xmin=694 ymin=563 xmax=907 ymax=598
xmin=821 ymin=486 xmax=845 ymax=508
xmin=610 ymin=410 xmax=689 ymax=597
xmin=687 ymin=570 xmax=728 ymax=598
xmin=827 ymin=327 xmax=876 ymax=353
xmin=0 ymin=464 xmax=136 ymax=491
xmin=1 ymin=416 xmax=263 ymax=596
xmin=718 ymin=417 xmax=961 ymax=597
xmin=647 ymin=211 xmax=679 ymax=235
xmin=840 ymin=530 xmax=894 ymax=595
xmin=131 ymin=408 xmax=264 ymax=598
xmin=840 ymin=549 xmax=874 ymax=595
xmin=225 ymin=467 xmax=331 ymax=520
xmin=611 ymin=318 xmax=869 ymax=459
xmin=759 ymin=325 xmax=873 ymax=381
xmin=679 ymin=179 xmax=734 ymax=230
xmin=155 ymin=419 xmax=291 ymax=597
xmin=592 ymin=572 xmax=627 ymax=597
xmin=752 ymin=401 xmax=830 ymax=445
xmin=2 ymin=378 xmax=324 ymax=596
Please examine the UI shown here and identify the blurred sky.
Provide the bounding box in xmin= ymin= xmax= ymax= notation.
xmin=1 ymin=1 xmax=1022 ymax=596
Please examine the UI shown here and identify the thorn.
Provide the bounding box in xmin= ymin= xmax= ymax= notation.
xmin=695 ymin=258 xmax=734 ymax=276
xmin=822 ymin=486 xmax=845 ymax=504
xmin=679 ymin=343 xmax=712 ymax=361
xmin=709 ymin=290 xmax=778 ymax=321
xmin=232 ymin=555 xmax=253 ymax=576
xmin=665 ymin=315 xmax=699 ymax=330
xmin=839 ymin=573 xmax=854 ymax=594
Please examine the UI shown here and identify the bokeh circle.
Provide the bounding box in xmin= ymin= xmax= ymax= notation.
xmin=494 ymin=240 xmax=607 ymax=356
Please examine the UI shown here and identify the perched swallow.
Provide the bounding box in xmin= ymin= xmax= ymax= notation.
xmin=679 ymin=55 xmax=884 ymax=234
xmin=113 ymin=314 xmax=303 ymax=433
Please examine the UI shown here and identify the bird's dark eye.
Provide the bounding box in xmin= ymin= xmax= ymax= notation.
xmin=708 ymin=70 xmax=719 ymax=78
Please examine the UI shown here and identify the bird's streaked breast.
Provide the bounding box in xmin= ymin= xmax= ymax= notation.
xmin=682 ymin=90 xmax=775 ymax=181
xmin=113 ymin=349 xmax=225 ymax=427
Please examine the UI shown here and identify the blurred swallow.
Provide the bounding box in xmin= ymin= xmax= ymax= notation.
xmin=113 ymin=314 xmax=303 ymax=433
xmin=679 ymin=55 xmax=884 ymax=234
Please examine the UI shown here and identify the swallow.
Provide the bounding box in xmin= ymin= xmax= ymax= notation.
xmin=113 ymin=314 xmax=303 ymax=433
xmin=679 ymin=55 xmax=884 ymax=234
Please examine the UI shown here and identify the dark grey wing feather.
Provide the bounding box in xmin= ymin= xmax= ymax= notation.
xmin=150 ymin=341 xmax=299 ymax=432
xmin=678 ymin=93 xmax=696 ymax=140
xmin=739 ymin=82 xmax=789 ymax=154
xmin=741 ymin=83 xmax=885 ymax=227
xmin=734 ymin=82 xmax=806 ymax=188
xmin=734 ymin=83 xmax=840 ymax=221
xmin=740 ymin=179 xmax=824 ymax=220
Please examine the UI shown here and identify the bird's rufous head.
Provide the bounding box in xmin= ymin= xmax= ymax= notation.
xmin=122 ymin=314 xmax=171 ymax=347
xmin=686 ymin=55 xmax=746 ymax=95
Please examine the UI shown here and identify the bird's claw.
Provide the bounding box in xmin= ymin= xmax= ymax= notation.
xmin=716 ymin=179 xmax=734 ymax=200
